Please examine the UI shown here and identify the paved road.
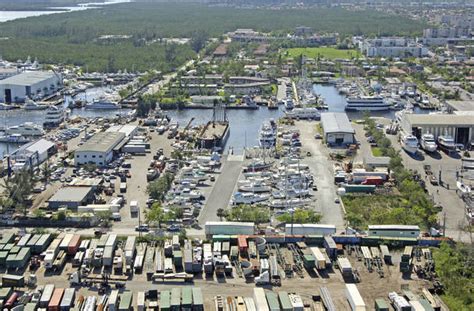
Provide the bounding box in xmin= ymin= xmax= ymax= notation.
xmin=296 ymin=121 xmax=346 ymax=230
xmin=198 ymin=155 xmax=243 ymax=224
xmin=144 ymin=59 xmax=195 ymax=95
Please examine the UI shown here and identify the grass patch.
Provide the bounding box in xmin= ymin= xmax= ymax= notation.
xmin=371 ymin=147 xmax=383 ymax=157
xmin=283 ymin=47 xmax=362 ymax=60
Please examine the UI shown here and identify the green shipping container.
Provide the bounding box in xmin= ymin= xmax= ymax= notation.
xmin=303 ymin=254 xmax=315 ymax=268
xmin=375 ymin=298 xmax=389 ymax=311
xmin=0 ymin=251 xmax=8 ymax=266
xmin=181 ymin=287 xmax=192 ymax=308
xmin=278 ymin=291 xmax=292 ymax=311
xmin=0 ymin=233 xmax=15 ymax=244
xmin=192 ymin=287 xmax=203 ymax=311
xmin=265 ymin=291 xmax=280 ymax=311
xmin=160 ymin=290 xmax=171 ymax=311
xmin=118 ymin=291 xmax=132 ymax=311
xmin=171 ymin=288 xmax=181 ymax=311
xmin=9 ymin=246 xmax=20 ymax=254
xmin=419 ymin=299 xmax=435 ymax=311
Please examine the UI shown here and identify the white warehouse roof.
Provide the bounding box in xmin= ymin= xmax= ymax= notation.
xmin=0 ymin=71 xmax=59 ymax=86
xmin=368 ymin=225 xmax=420 ymax=231
xmin=76 ymin=132 xmax=125 ymax=153
xmin=321 ymin=112 xmax=355 ymax=134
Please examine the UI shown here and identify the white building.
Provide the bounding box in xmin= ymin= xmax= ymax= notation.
xmin=105 ymin=124 xmax=138 ymax=138
xmin=0 ymin=71 xmax=62 ymax=103
xmin=9 ymin=138 xmax=56 ymax=170
xmin=321 ymin=112 xmax=355 ymax=145
xmin=75 ymin=132 xmax=125 ymax=166
xmin=358 ymin=37 xmax=428 ymax=58
xmin=0 ymin=67 xmax=19 ymax=80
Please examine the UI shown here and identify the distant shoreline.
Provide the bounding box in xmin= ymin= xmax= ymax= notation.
xmin=0 ymin=8 xmax=70 ymax=12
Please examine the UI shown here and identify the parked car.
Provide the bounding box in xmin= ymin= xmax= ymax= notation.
xmin=135 ymin=224 xmax=149 ymax=232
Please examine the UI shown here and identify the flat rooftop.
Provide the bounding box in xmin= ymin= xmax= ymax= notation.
xmin=76 ymin=132 xmax=125 ymax=154
xmin=405 ymin=113 xmax=474 ymax=126
xmin=321 ymin=112 xmax=355 ymax=134
xmin=48 ymin=187 xmax=92 ymax=203
xmin=446 ymin=100 xmax=474 ymax=112
xmin=0 ymin=71 xmax=58 ymax=86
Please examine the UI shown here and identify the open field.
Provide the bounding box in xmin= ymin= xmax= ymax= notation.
xmin=283 ymin=47 xmax=362 ymax=60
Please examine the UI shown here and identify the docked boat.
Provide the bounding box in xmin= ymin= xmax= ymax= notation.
xmin=23 ymin=99 xmax=47 ymax=110
xmin=0 ymin=133 xmax=32 ymax=143
xmin=0 ymin=103 xmax=14 ymax=110
xmin=285 ymin=99 xmax=294 ymax=110
xmin=456 ymin=181 xmax=471 ymax=194
xmin=259 ymin=119 xmax=277 ymax=148
xmin=238 ymin=181 xmax=272 ymax=193
xmin=400 ymin=134 xmax=419 ymax=155
xmin=4 ymin=122 xmax=44 ymax=137
xmin=437 ymin=135 xmax=456 ymax=154
xmin=420 ymin=133 xmax=437 ymax=153
xmin=43 ymin=105 xmax=65 ymax=127
xmin=268 ymin=198 xmax=311 ymax=209
xmin=345 ymin=96 xmax=391 ymax=111
xmin=85 ymin=98 xmax=120 ymax=110
xmin=232 ymin=192 xmax=270 ymax=205
xmin=272 ymin=188 xmax=309 ymax=199
xmin=243 ymin=160 xmax=273 ymax=173
xmin=285 ymin=107 xmax=320 ymax=120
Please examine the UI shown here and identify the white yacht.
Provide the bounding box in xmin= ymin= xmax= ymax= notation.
xmin=43 ymin=105 xmax=65 ymax=127
xmin=420 ymin=133 xmax=437 ymax=153
xmin=259 ymin=119 xmax=277 ymax=148
xmin=232 ymin=192 xmax=269 ymax=205
xmin=23 ymin=99 xmax=47 ymax=110
xmin=437 ymin=135 xmax=456 ymax=154
xmin=238 ymin=182 xmax=272 ymax=193
xmin=285 ymin=99 xmax=294 ymax=110
xmin=0 ymin=133 xmax=32 ymax=143
xmin=5 ymin=122 xmax=44 ymax=137
xmin=284 ymin=107 xmax=320 ymax=120
xmin=345 ymin=96 xmax=391 ymax=111
xmin=272 ymin=188 xmax=309 ymax=199
xmin=85 ymin=97 xmax=120 ymax=110
xmin=268 ymin=198 xmax=311 ymax=209
xmin=0 ymin=103 xmax=13 ymax=110
xmin=400 ymin=134 xmax=419 ymax=155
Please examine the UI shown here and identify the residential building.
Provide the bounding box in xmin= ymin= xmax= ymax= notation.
xmin=358 ymin=37 xmax=428 ymax=58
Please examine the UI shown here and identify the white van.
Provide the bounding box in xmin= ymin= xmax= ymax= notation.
xmin=130 ymin=201 xmax=139 ymax=213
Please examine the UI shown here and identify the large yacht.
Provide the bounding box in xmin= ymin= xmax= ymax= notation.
xmin=420 ymin=133 xmax=437 ymax=153
xmin=400 ymin=134 xmax=419 ymax=155
xmin=43 ymin=105 xmax=65 ymax=127
xmin=345 ymin=96 xmax=391 ymax=111
xmin=4 ymin=122 xmax=44 ymax=137
xmin=259 ymin=119 xmax=277 ymax=148
xmin=437 ymin=135 xmax=456 ymax=154
xmin=284 ymin=107 xmax=320 ymax=120
xmin=85 ymin=97 xmax=120 ymax=110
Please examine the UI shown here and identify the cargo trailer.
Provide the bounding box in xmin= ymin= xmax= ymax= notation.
xmin=338 ymin=257 xmax=353 ymax=277
xmin=34 ymin=234 xmax=51 ymax=254
xmin=171 ymin=287 xmax=181 ymax=311
xmin=60 ymin=288 xmax=75 ymax=311
xmin=59 ymin=234 xmax=74 ymax=251
xmin=1 ymin=274 xmax=24 ymax=287
xmin=173 ymin=250 xmax=183 ymax=270
xmin=374 ymin=298 xmax=389 ymax=311
xmin=184 ymin=249 xmax=193 ymax=273
xmin=103 ymin=246 xmax=114 ymax=267
xmin=79 ymin=240 xmax=90 ymax=251
xmin=379 ymin=245 xmax=391 ymax=265
xmin=44 ymin=238 xmax=62 ymax=269
xmin=288 ymin=294 xmax=304 ymax=311
xmin=310 ymin=247 xmax=326 ymax=270
xmin=388 ymin=292 xmax=411 ymax=311
xmin=105 ymin=234 xmax=117 ymax=249
xmin=320 ymin=287 xmax=336 ymax=311
xmin=181 ymin=287 xmax=192 ymax=311
xmin=72 ymin=251 xmax=84 ymax=268
xmin=108 ymin=290 xmax=119 ymax=311
xmin=67 ymin=235 xmax=81 ymax=255
xmin=323 ymin=236 xmax=337 ymax=259
xmin=253 ymin=288 xmax=269 ymax=311
xmin=48 ymin=288 xmax=64 ymax=311
xmin=346 ymin=284 xmax=366 ymax=311
xmin=40 ymin=284 xmax=55 ymax=308
xmin=124 ymin=236 xmax=136 ymax=265
xmin=26 ymin=234 xmax=42 ymax=250
xmin=118 ymin=291 xmax=133 ymax=311
xmin=160 ymin=290 xmax=171 ymax=311
xmin=278 ymin=292 xmax=292 ymax=311
xmin=265 ymin=291 xmax=280 ymax=311
xmin=205 ymin=222 xmax=254 ymax=236
xmin=192 ymin=287 xmax=203 ymax=311
xmin=97 ymin=234 xmax=109 ymax=248
xmin=137 ymin=291 xmax=145 ymax=311
xmin=0 ymin=233 xmax=15 ymax=244
xmin=17 ymin=234 xmax=32 ymax=247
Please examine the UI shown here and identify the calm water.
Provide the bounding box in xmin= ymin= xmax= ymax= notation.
xmin=0 ymin=0 xmax=130 ymax=22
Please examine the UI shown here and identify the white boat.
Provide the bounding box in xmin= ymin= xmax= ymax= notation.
xmin=437 ymin=135 xmax=456 ymax=154
xmin=238 ymin=181 xmax=272 ymax=193
xmin=456 ymin=181 xmax=471 ymax=194
xmin=0 ymin=103 xmax=13 ymax=110
xmin=259 ymin=119 xmax=277 ymax=148
xmin=268 ymin=198 xmax=311 ymax=209
xmin=285 ymin=99 xmax=294 ymax=110
xmin=179 ymin=189 xmax=202 ymax=199
xmin=23 ymin=99 xmax=47 ymax=110
xmin=4 ymin=122 xmax=44 ymax=137
xmin=284 ymin=107 xmax=320 ymax=120
xmin=272 ymin=188 xmax=309 ymax=199
xmin=0 ymin=133 xmax=32 ymax=143
xmin=401 ymin=134 xmax=419 ymax=155
xmin=43 ymin=105 xmax=65 ymax=127
xmin=345 ymin=96 xmax=391 ymax=111
xmin=85 ymin=97 xmax=120 ymax=110
xmin=232 ymin=192 xmax=270 ymax=205
xmin=420 ymin=133 xmax=437 ymax=153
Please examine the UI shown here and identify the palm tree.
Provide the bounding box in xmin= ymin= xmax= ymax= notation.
xmin=41 ymin=161 xmax=53 ymax=186
xmin=216 ymin=208 xmax=227 ymax=221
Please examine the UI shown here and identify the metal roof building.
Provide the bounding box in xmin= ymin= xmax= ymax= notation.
xmin=400 ymin=113 xmax=474 ymax=145
xmin=48 ymin=186 xmax=94 ymax=209
xmin=320 ymin=112 xmax=355 ymax=145
xmin=74 ymin=132 xmax=125 ymax=166
xmin=0 ymin=71 xmax=61 ymax=103
xmin=10 ymin=138 xmax=56 ymax=168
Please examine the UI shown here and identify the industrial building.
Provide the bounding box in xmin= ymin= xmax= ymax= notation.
xmin=74 ymin=132 xmax=125 ymax=166
xmin=105 ymin=124 xmax=138 ymax=138
xmin=320 ymin=112 xmax=355 ymax=145
xmin=9 ymin=138 xmax=56 ymax=170
xmin=48 ymin=187 xmax=94 ymax=209
xmin=0 ymin=71 xmax=62 ymax=103
xmin=368 ymin=225 xmax=420 ymax=238
xmin=400 ymin=113 xmax=474 ymax=145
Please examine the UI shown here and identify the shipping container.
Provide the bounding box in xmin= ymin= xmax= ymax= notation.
xmin=124 ymin=236 xmax=136 ymax=265
xmin=181 ymin=287 xmax=192 ymax=311
xmin=253 ymin=288 xmax=269 ymax=311
xmin=173 ymin=250 xmax=183 ymax=270
xmin=4 ymin=291 xmax=18 ymax=309
xmin=338 ymin=257 xmax=353 ymax=277
xmin=0 ymin=287 xmax=13 ymax=303
xmin=320 ymin=287 xmax=336 ymax=311
xmin=323 ymin=236 xmax=337 ymax=259
xmin=59 ymin=234 xmax=74 ymax=251
xmin=48 ymin=288 xmax=65 ymax=311
xmin=144 ymin=246 xmax=155 ymax=280
xmin=60 ymin=288 xmax=75 ymax=311
xmin=97 ymin=234 xmax=109 ymax=248
xmin=118 ymin=291 xmax=133 ymax=311
xmin=346 ymin=284 xmax=366 ymax=311
xmin=160 ymin=290 xmax=171 ymax=311
xmin=221 ymin=241 xmax=230 ymax=255
xmin=108 ymin=290 xmax=119 ymax=311
xmin=309 ymin=247 xmax=326 ymax=270
xmin=184 ymin=249 xmax=193 ymax=273
xmin=137 ymin=291 xmax=145 ymax=311
xmin=34 ymin=234 xmax=52 ymax=254
xmin=83 ymin=296 xmax=97 ymax=311
xmin=1 ymin=274 xmax=24 ymax=287
xmin=265 ymin=291 xmax=280 ymax=311
xmin=288 ymin=294 xmax=304 ymax=311
xmin=67 ymin=235 xmax=81 ymax=255
xmin=375 ymin=298 xmax=389 ymax=311
xmin=192 ymin=287 xmax=203 ymax=311
xmin=0 ymin=251 xmax=8 ymax=266
xmin=103 ymin=246 xmax=114 ymax=267
xmin=40 ymin=284 xmax=55 ymax=308
xmin=379 ymin=245 xmax=391 ymax=265
xmin=171 ymin=287 xmax=181 ymax=311
xmin=0 ymin=232 xmax=15 ymax=244
xmin=24 ymin=302 xmax=38 ymax=311
xmin=303 ymin=254 xmax=315 ymax=269
xmin=17 ymin=234 xmax=32 ymax=247
xmin=44 ymin=238 xmax=62 ymax=269
xmin=410 ymin=300 xmax=428 ymax=311
xmin=105 ymin=234 xmax=117 ymax=248
xmin=79 ymin=239 xmax=90 ymax=251
xmin=278 ymin=292 xmax=292 ymax=311
xmin=27 ymin=234 xmax=42 ymax=250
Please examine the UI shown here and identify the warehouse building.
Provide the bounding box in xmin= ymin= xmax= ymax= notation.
xmin=0 ymin=71 xmax=62 ymax=103
xmin=400 ymin=113 xmax=474 ymax=145
xmin=105 ymin=124 xmax=138 ymax=138
xmin=74 ymin=132 xmax=125 ymax=166
xmin=321 ymin=112 xmax=355 ymax=145
xmin=48 ymin=187 xmax=94 ymax=209
xmin=10 ymin=138 xmax=57 ymax=169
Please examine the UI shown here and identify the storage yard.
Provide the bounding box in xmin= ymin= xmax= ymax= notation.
xmin=0 ymin=230 xmax=450 ymax=310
